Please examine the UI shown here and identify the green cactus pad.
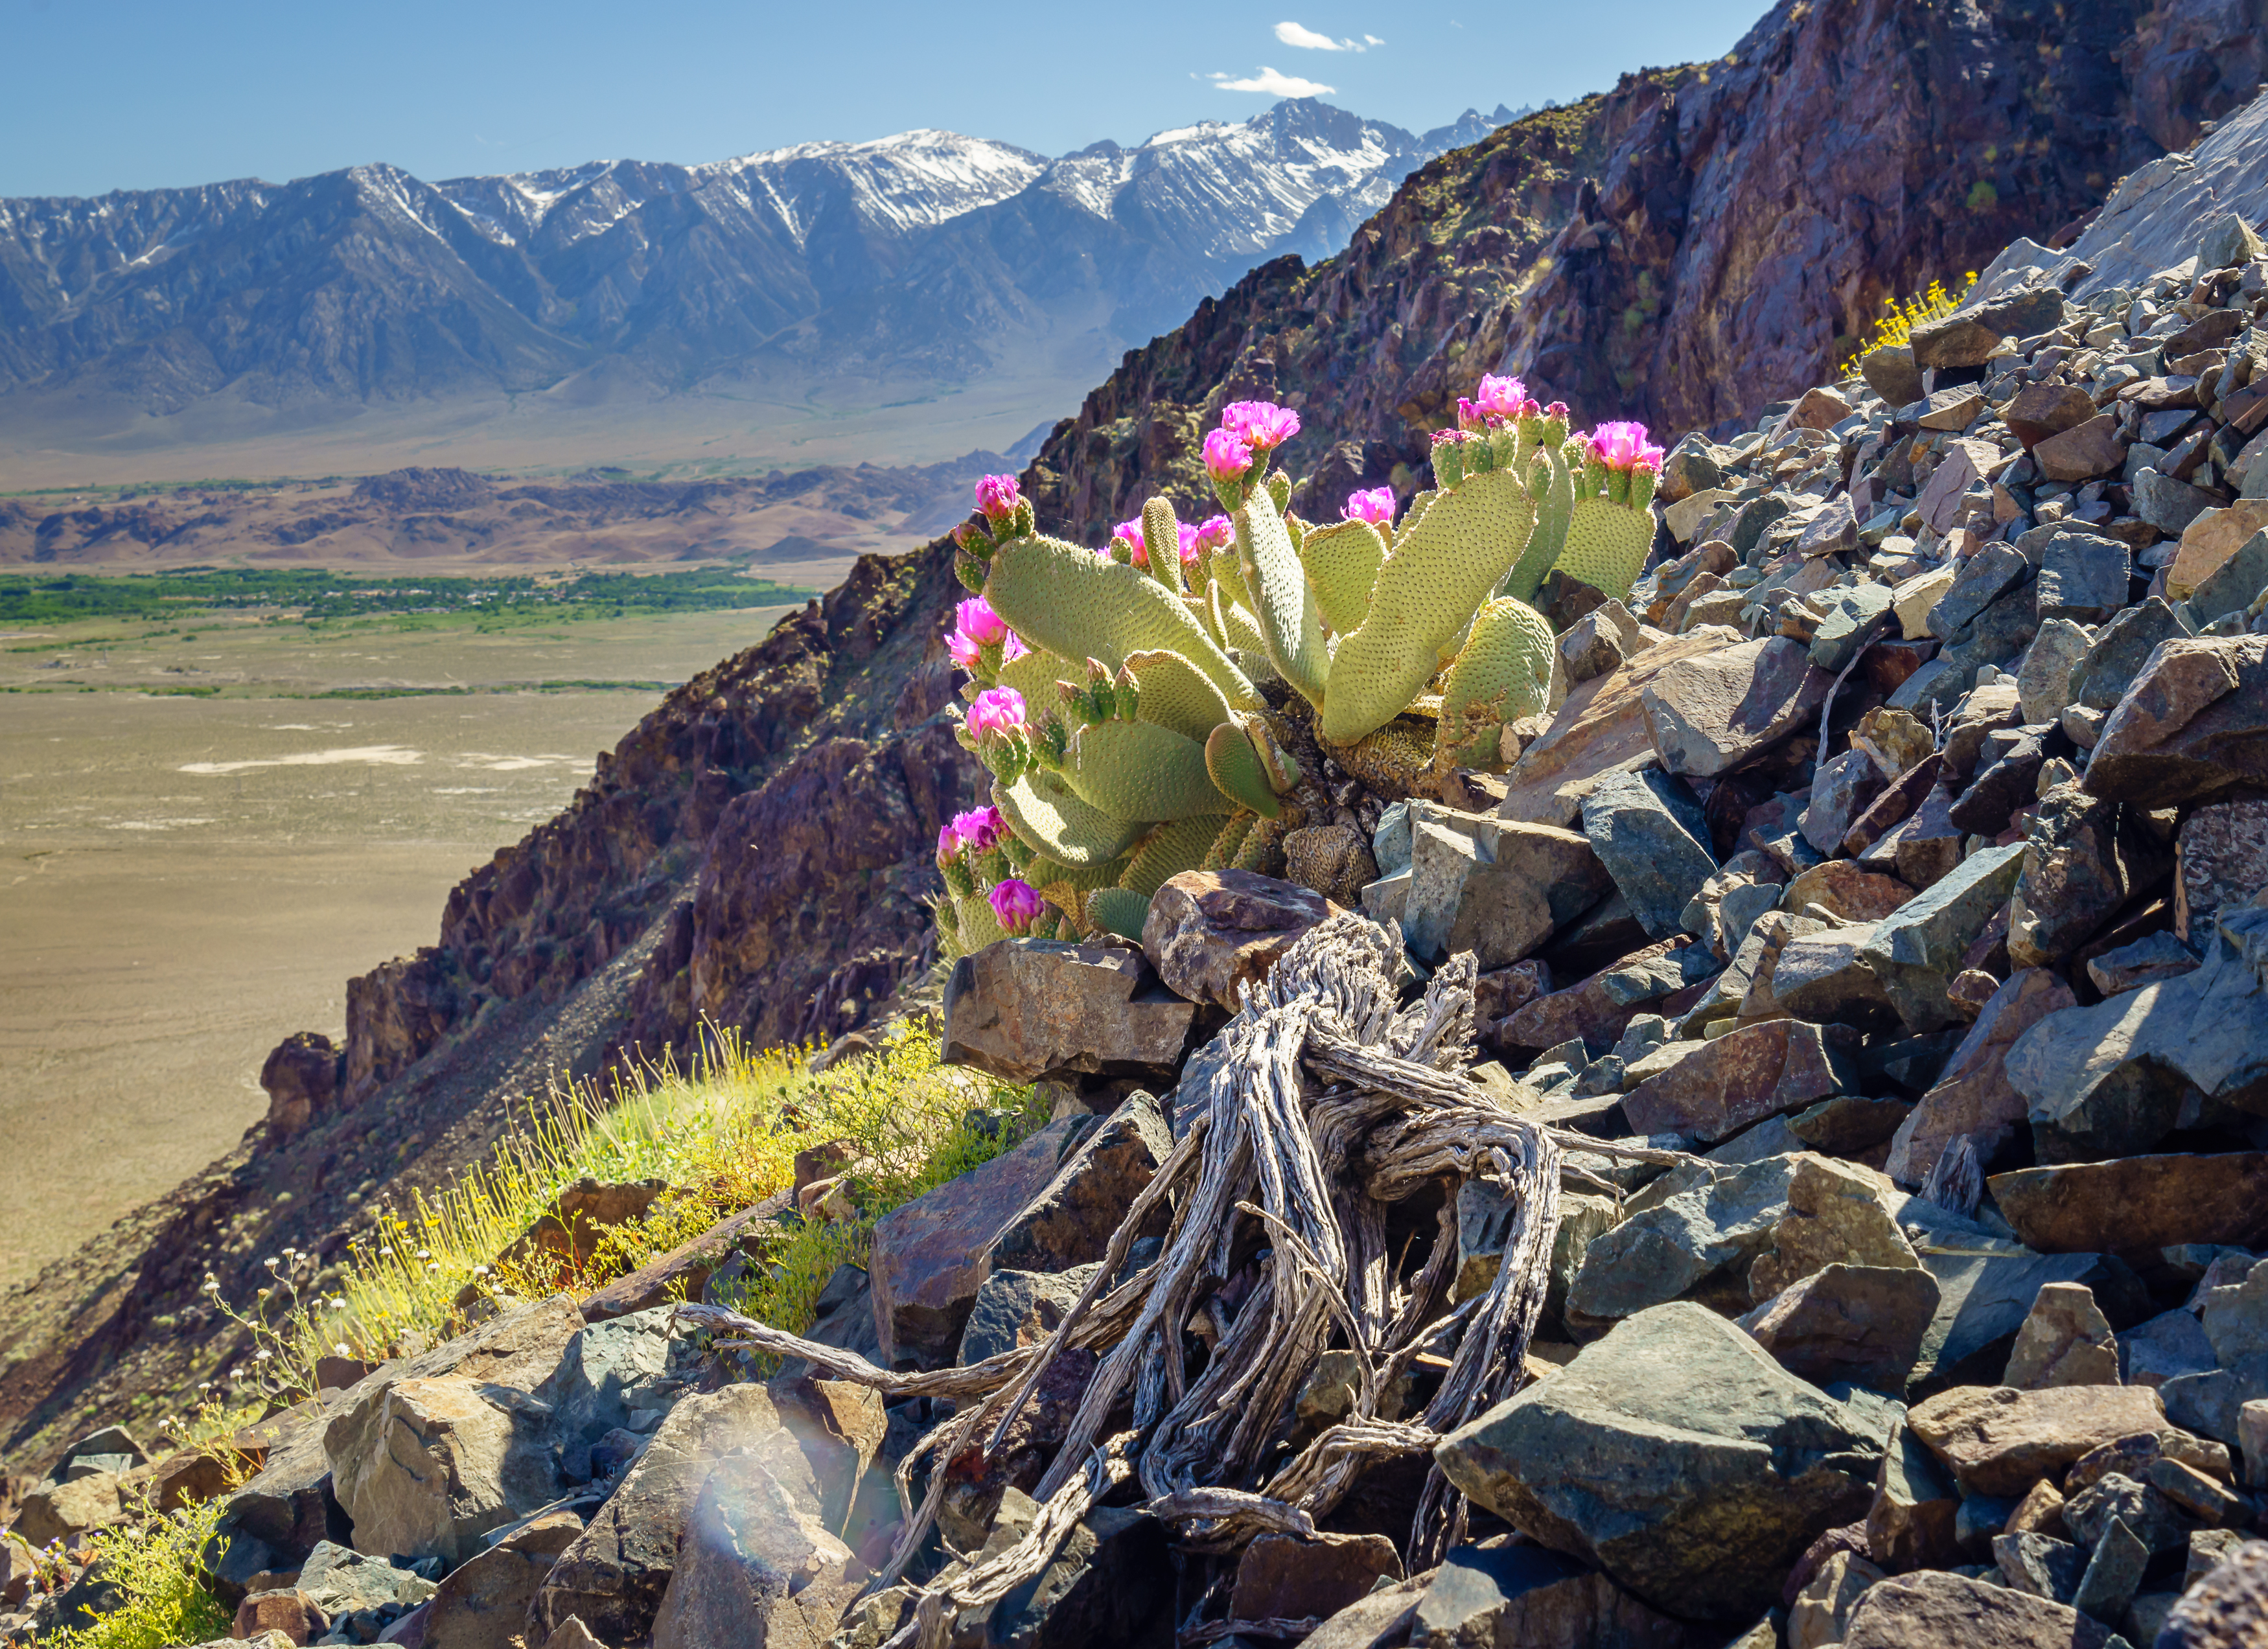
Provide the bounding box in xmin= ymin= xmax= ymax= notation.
xmin=1024 ymin=850 xmax=1132 ymax=895
xmin=1555 ymin=494 xmax=1654 ymax=604
xmin=1298 ymin=518 xmax=1388 ymax=635
xmin=1435 ymin=598 xmax=1555 ymax=770
xmin=1141 ymin=496 xmax=1185 ymax=594
xmin=1203 ymin=812 xmax=1256 ymax=871
xmin=1318 ymin=467 xmax=1538 ymax=744
xmin=1085 ymin=886 xmax=1151 ymax=943
xmin=1501 ymin=444 xmax=1574 ymax=604
xmin=994 ymin=772 xmax=1145 ymax=866
xmin=953 ymin=891 xmax=1009 ymax=953
xmin=1234 ymin=483 xmax=1329 ymax=706
xmin=993 ymin=643 xmax=1077 ymax=711
xmin=1061 ymin=718 xmax=1224 ymax=821
xmin=1120 ymin=813 xmax=1227 ymax=900
xmin=1204 ymin=719 xmax=1284 ymax=818
xmin=1124 ymin=649 xmax=1236 ymax=743
xmin=1231 ymin=816 xmax=1286 ymax=876
xmin=984 ymin=531 xmax=1262 ymax=711
xmin=1212 ymin=588 xmax=1271 ymax=656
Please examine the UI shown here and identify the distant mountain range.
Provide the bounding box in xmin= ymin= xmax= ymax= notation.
xmin=0 ymin=99 xmax=1516 ymax=477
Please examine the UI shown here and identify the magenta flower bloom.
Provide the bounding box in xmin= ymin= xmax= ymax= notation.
xmin=1588 ymin=421 xmax=1665 ymax=474
xmin=1175 ymin=522 xmax=1202 ymax=564
xmin=955 ymin=595 xmax=1010 ymax=646
xmin=1430 ymin=427 xmax=1464 ymax=446
xmin=973 ymin=474 xmax=1023 ymax=524
xmin=937 ymin=824 xmax=960 ymax=860
xmin=1221 ymin=400 xmax=1300 ymax=452
xmin=947 ymin=629 xmax=982 ymax=671
xmin=1112 ymin=518 xmax=1149 ymax=567
xmin=964 ymin=686 xmax=1028 ymax=741
xmin=1203 ymin=428 xmax=1255 ymax=483
xmin=1472 ymin=375 xmax=1529 ymax=419
xmin=1192 ymin=514 xmax=1232 ymax=553
xmin=1342 ymin=487 xmax=1394 ymax=525
xmin=949 ymin=805 xmax=1006 ymax=855
xmin=988 ymin=877 xmax=1047 ymax=934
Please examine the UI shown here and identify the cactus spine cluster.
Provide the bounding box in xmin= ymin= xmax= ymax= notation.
xmin=933 ymin=380 xmax=1663 ymax=956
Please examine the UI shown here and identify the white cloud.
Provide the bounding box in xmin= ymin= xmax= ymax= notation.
xmin=1208 ymin=65 xmax=1337 ymax=95
xmin=1274 ymin=20 xmax=1369 ymax=51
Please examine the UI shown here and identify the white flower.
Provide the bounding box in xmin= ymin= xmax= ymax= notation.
xmin=333 ymin=1343 xmax=350 ymax=1357
xmin=377 ymin=1247 xmax=393 ymax=1258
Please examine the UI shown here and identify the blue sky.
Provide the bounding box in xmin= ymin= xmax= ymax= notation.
xmin=1 ymin=0 xmax=1766 ymax=198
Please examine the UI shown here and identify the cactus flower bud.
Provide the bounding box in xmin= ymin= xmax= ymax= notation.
xmin=965 ymin=686 xmax=1028 ymax=741
xmin=1202 ymin=428 xmax=1255 ymax=483
xmin=1587 ymin=421 xmax=1665 ymax=475
xmin=988 ymin=877 xmax=1047 ymax=935
xmin=973 ymin=474 xmax=1023 ymax=524
xmin=1342 ymin=487 xmax=1395 ymax=525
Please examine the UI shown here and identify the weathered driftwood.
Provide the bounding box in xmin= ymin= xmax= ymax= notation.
xmin=680 ymin=912 xmax=1573 ymax=1648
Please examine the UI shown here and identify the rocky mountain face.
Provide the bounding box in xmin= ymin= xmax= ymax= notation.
xmin=3 ymin=0 xmax=2265 ymax=1486
xmin=0 ymin=100 xmax=1506 ymax=444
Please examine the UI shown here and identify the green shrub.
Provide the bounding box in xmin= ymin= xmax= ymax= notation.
xmin=41 ymin=1497 xmax=231 ymax=1649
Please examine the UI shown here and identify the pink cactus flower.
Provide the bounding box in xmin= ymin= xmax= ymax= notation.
xmin=1113 ymin=518 xmax=1149 ymax=566
xmin=955 ymin=595 xmax=1011 ymax=646
xmin=951 ymin=520 xmax=980 ymax=551
xmin=1472 ymin=375 xmax=1529 ymax=419
xmin=1175 ymin=522 xmax=1202 ymax=564
xmin=1192 ymin=514 xmax=1232 ymax=553
xmin=1342 ymin=487 xmax=1395 ymax=525
xmin=973 ymin=474 xmax=1023 ymax=524
xmin=947 ymin=629 xmax=982 ymax=671
xmin=950 ymin=805 xmax=1006 ymax=855
xmin=1588 ymin=421 xmax=1665 ymax=474
xmin=937 ymin=824 xmax=960 ymax=860
xmin=988 ymin=877 xmax=1047 ymax=934
xmin=1203 ymin=428 xmax=1255 ymax=483
xmin=1543 ymin=400 xmax=1571 ymax=424
xmin=964 ymin=686 xmax=1027 ymax=741
xmin=1221 ymin=400 xmax=1300 ymax=452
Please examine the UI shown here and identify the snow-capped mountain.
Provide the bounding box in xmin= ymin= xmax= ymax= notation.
xmin=0 ymin=99 xmax=1518 ymax=458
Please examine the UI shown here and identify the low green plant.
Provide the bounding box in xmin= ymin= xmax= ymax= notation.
xmin=1839 ymin=271 xmax=1979 ymax=376
xmin=41 ymin=1495 xmax=231 ymax=1649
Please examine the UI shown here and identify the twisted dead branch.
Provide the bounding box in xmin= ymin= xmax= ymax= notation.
xmin=680 ymin=911 xmax=1591 ymax=1646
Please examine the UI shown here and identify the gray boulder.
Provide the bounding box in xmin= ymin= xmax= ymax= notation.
xmin=1434 ymin=1301 xmax=1881 ymax=1620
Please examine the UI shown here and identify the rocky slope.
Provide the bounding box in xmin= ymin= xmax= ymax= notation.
xmin=3 ymin=0 xmax=2265 ymax=1495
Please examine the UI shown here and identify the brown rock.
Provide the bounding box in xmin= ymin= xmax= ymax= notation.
xmin=1840 ymin=754 xmax=1949 ymax=858
xmin=1783 ymin=860 xmax=1917 ymax=923
xmin=1841 ymin=1569 xmax=2111 ymax=1649
xmin=1919 ymin=438 xmax=1998 ymax=536
xmin=1435 ymin=820 xmax=1617 ymax=968
xmin=1749 ymin=1157 xmax=1923 ymax=1304
xmin=234 ymin=1588 xmax=327 ymax=1645
xmin=1230 ymin=1531 xmax=1404 ymax=1624
xmin=2002 ymin=1282 xmax=2121 ymax=1390
xmin=1499 ymin=630 xmax=1734 ymax=826
xmin=1744 ymin=1264 xmax=1941 ymax=1392
xmin=1790 ymin=1549 xmax=1886 ymax=1649
xmin=868 ymin=1113 xmax=1094 ymax=1365
xmin=2156 ymin=1539 xmax=2268 ymax=1649
xmin=1868 ymin=1420 xmax=1961 ymax=1573
xmin=1906 ymin=1383 xmax=2170 ymax=1496
xmin=2177 ymin=799 xmax=2268 ymax=944
xmin=2004 ymin=1478 xmax=2069 ymax=1540
xmin=978 ymin=1091 xmax=1170 ymax=1278
xmin=1790 ymin=386 xmax=1853 ymax=430
xmin=2033 ymin=414 xmax=2128 ymax=483
xmin=1496 ymin=938 xmax=1689 ymax=1051
xmin=2085 ymin=636 xmax=2268 ymax=805
xmin=9 ymin=1471 xmax=126 ymax=1549
xmin=2169 ymin=500 xmax=2268 ymax=599
xmin=2004 ymin=382 xmax=2100 ymax=450
xmin=1882 ymin=968 xmax=2075 ymax=1186
xmin=421 ymin=1510 xmax=584 ymax=1649
xmin=1140 ymin=870 xmax=1337 ymax=1012
xmin=1986 ymin=1154 xmax=2268 ymax=1253
xmin=504 ymin=1177 xmax=667 ymax=1278
xmin=1641 ymin=637 xmax=1833 ymax=778
xmin=942 ymin=938 xmax=1197 ymax=1081
xmin=260 ymin=1031 xmax=341 ymax=1141
xmin=1623 ymin=1019 xmax=1859 ymax=1142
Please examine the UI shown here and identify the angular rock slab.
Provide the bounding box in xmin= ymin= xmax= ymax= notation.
xmin=2085 ymin=635 xmax=2268 ymax=806
xmin=1841 ymin=1569 xmax=2110 ymax=1649
xmin=1411 ymin=1541 xmax=1701 ymax=1648
xmin=942 ymin=939 xmax=1197 ymax=1082
xmin=1884 ymin=967 xmax=2074 ymax=1185
xmin=868 ymin=1113 xmax=1093 ymax=1366
xmin=1858 ymin=842 xmax=2026 ymax=1033
xmin=1141 ymin=870 xmax=1337 ymax=1012
xmin=1623 ymin=1019 xmax=1859 ymax=1142
xmin=648 ymin=1450 xmax=857 ymax=1649
xmin=1742 ymin=1263 xmax=1941 ymax=1393
xmin=1580 ymin=767 xmax=1719 ymax=940
xmin=1987 ymin=1154 xmax=2268 ymax=1254
xmin=1906 ymin=1381 xmax=2170 ymax=1496
xmin=1435 ymin=1301 xmax=1881 ymax=1620
xmin=323 ymin=1376 xmax=561 ymax=1565
xmin=1640 ymin=636 xmax=1831 ymax=778
xmin=2156 ymin=1539 xmax=2268 ymax=1649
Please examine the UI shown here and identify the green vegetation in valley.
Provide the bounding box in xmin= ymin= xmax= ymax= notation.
xmin=0 ymin=564 xmax=816 ymax=630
